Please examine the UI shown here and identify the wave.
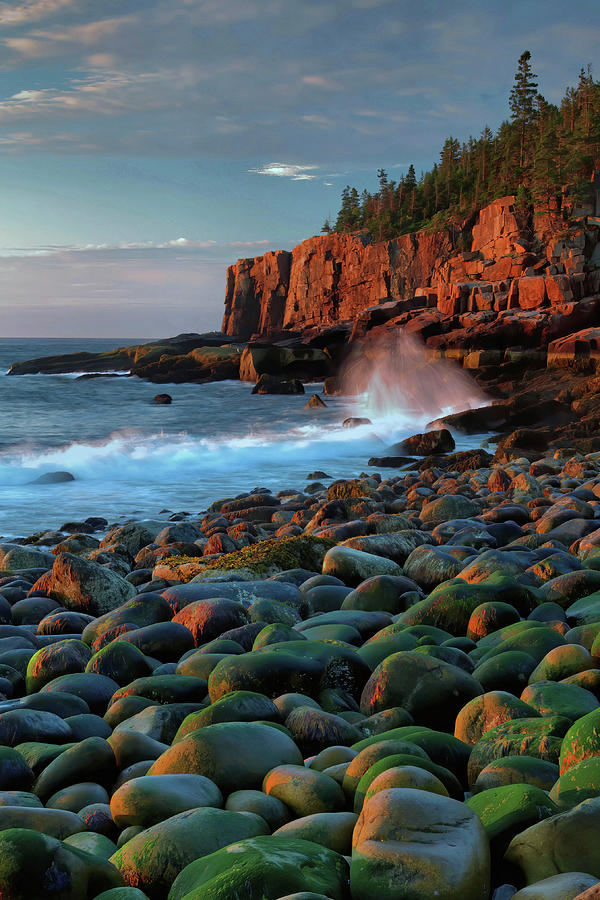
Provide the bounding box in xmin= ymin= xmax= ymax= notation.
xmin=0 ymin=421 xmax=380 ymax=488
xmin=1 ymin=370 xmax=131 ymax=378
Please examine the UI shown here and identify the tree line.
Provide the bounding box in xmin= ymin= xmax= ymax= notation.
xmin=325 ymin=53 xmax=600 ymax=241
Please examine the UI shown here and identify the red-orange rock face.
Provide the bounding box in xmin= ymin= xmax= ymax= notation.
xmin=221 ymin=197 xmax=599 ymax=351
xmin=222 ymin=250 xmax=292 ymax=340
xmin=471 ymin=196 xmax=522 ymax=257
xmin=222 ymin=231 xmax=451 ymax=339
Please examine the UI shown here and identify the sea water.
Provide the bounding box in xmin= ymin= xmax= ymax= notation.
xmin=0 ymin=337 xmax=489 ymax=539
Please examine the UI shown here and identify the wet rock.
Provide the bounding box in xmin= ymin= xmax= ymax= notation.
xmin=351 ymin=788 xmax=490 ymax=900
xmin=41 ymin=554 xmax=136 ymax=617
xmin=394 ymin=428 xmax=456 ymax=456
xmin=30 ymin=471 xmax=76 ymax=485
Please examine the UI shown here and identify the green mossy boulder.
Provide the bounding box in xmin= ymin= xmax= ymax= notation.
xmin=284 ymin=706 xmax=362 ymax=755
xmin=109 ymin=675 xmax=208 ymax=706
xmin=560 ymin=708 xmax=600 ymax=774
xmin=521 ymin=680 xmax=599 ymax=722
xmin=85 ymin=642 xmax=153 ymax=686
xmin=472 ymin=755 xmax=560 ymax=793
xmin=360 ymin=651 xmax=483 ymax=730
xmin=362 ymin=764 xmax=449 ymax=806
xmin=224 ymin=789 xmax=290 ymax=830
xmin=341 ymin=574 xmax=421 ymax=614
xmin=505 ymin=796 xmax=600 ymax=883
xmin=466 ymin=783 xmax=558 ymax=844
xmin=467 ymin=602 xmax=521 ymax=641
xmin=64 ymin=831 xmax=118 ymax=861
xmin=353 ymin=752 xmax=462 ymax=809
xmin=472 ymin=651 xmax=538 ymax=695
xmin=148 ymin=721 xmax=303 ymax=793
xmin=322 ymin=546 xmax=403 ymax=586
xmin=174 ymin=690 xmax=279 ymax=738
xmin=263 ymin=764 xmax=345 ymax=816
xmin=0 ymin=827 xmax=124 ymax=898
xmin=110 ymin=774 xmax=223 ymax=828
xmin=454 ymin=690 xmax=539 ymax=746
xmin=273 ymin=811 xmax=357 ymax=854
xmin=529 ymin=644 xmax=593 ymax=683
xmin=342 ymin=738 xmax=429 ymax=799
xmin=110 ymin=807 xmax=269 ymax=900
xmin=550 ymin=757 xmax=600 ymax=808
xmin=468 ymin=717 xmax=571 ymax=788
xmin=33 ymin=736 xmax=116 ymax=802
xmin=25 ymin=640 xmax=91 ymax=694
xmin=351 ymin=788 xmax=490 ymax=900
xmin=46 ymin=781 xmax=109 ymax=812
xmin=167 ymin=835 xmax=349 ymax=900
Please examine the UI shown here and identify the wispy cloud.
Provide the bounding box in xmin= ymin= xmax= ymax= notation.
xmin=249 ymin=163 xmax=318 ymax=181
xmin=301 ymin=75 xmax=339 ymax=90
xmin=301 ymin=114 xmax=335 ymax=128
xmin=0 ymin=0 xmax=77 ymax=26
xmin=5 ymin=15 xmax=138 ymax=57
xmin=0 ymin=238 xmax=272 ymax=258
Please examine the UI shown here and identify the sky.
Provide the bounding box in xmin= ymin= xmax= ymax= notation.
xmin=0 ymin=0 xmax=598 ymax=337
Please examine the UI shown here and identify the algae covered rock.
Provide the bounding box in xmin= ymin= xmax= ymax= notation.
xmin=44 ymin=553 xmax=136 ymax=616
xmin=111 ymin=807 xmax=268 ymax=899
xmin=263 ymin=764 xmax=345 ymax=816
xmin=0 ymin=827 xmax=124 ymax=898
xmin=351 ymin=787 xmax=490 ymax=900
xmin=110 ymin=774 xmax=223 ymax=828
xmin=322 ymin=546 xmax=403 ymax=584
xmin=505 ymin=796 xmax=600 ymax=883
xmin=148 ymin=721 xmax=303 ymax=793
xmin=360 ymin=650 xmax=483 ymax=730
xmin=560 ymin=708 xmax=600 ymax=774
xmin=167 ymin=835 xmax=349 ymax=900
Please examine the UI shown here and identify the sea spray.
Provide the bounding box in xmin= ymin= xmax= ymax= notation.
xmin=0 ymin=339 xmax=489 ymax=537
xmin=340 ymin=329 xmax=489 ymax=436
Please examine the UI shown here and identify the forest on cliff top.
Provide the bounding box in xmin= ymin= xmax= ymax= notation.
xmin=327 ymin=52 xmax=600 ymax=241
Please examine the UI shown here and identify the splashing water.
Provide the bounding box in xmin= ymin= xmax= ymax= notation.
xmin=0 ymin=336 xmax=491 ymax=538
xmin=341 ymin=329 xmax=489 ymax=437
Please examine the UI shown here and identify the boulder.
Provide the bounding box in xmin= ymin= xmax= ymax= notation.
xmin=394 ymin=429 xmax=455 ymax=456
xmin=42 ymin=554 xmax=136 ymax=617
xmin=351 ymin=788 xmax=490 ymax=900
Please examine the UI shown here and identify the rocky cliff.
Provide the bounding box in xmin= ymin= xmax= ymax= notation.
xmin=223 ymin=229 xmax=452 ymax=339
xmin=222 ymin=197 xmax=600 ymax=349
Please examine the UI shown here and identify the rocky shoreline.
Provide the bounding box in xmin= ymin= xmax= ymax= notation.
xmin=0 ymin=436 xmax=599 ymax=897
xmin=8 ymin=197 xmax=600 ymax=464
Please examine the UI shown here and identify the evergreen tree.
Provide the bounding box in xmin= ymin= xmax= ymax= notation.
xmin=509 ymin=50 xmax=539 ymax=169
xmin=329 ymin=54 xmax=600 ymax=241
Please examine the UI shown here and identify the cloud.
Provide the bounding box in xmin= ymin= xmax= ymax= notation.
xmin=249 ymin=162 xmax=319 ymax=181
xmin=301 ymin=114 xmax=335 ymax=128
xmin=0 ymin=238 xmax=273 ymax=258
xmin=301 ymin=75 xmax=339 ymax=89
xmin=0 ymin=0 xmax=78 ymax=26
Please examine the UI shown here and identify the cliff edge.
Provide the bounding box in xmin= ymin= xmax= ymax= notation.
xmin=222 ymin=197 xmax=600 ymax=346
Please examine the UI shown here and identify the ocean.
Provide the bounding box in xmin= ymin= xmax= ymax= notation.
xmin=0 ymin=337 xmax=488 ymax=539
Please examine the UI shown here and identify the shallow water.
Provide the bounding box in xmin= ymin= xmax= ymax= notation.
xmin=0 ymin=338 xmax=489 ymax=538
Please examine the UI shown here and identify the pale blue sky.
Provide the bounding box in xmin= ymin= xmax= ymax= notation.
xmin=0 ymin=0 xmax=598 ymax=336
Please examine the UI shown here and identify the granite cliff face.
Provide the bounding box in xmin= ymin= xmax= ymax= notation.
xmin=222 ymin=229 xmax=452 ymax=339
xmin=222 ymin=197 xmax=600 ymax=348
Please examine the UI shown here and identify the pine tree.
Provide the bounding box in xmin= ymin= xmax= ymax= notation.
xmin=329 ymin=57 xmax=600 ymax=241
xmin=509 ymin=50 xmax=539 ymax=169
